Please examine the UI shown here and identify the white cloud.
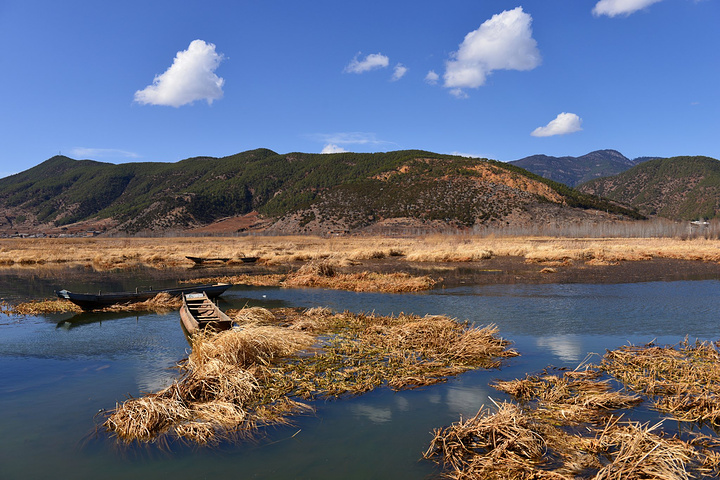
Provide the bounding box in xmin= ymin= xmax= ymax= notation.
xmin=321 ymin=143 xmax=348 ymax=154
xmin=425 ymin=70 xmax=439 ymax=85
xmin=391 ymin=63 xmax=408 ymax=81
xmin=531 ymin=112 xmax=583 ymax=137
xmin=592 ymin=0 xmax=663 ymax=17
xmin=449 ymin=151 xmax=483 ymax=159
xmin=134 ymin=39 xmax=225 ymax=107
xmin=443 ymin=7 xmax=541 ymax=97
xmin=70 ymin=147 xmax=140 ymax=159
xmin=344 ymin=52 xmax=390 ymax=74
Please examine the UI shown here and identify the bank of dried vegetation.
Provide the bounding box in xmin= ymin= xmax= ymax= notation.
xmin=3 ymin=231 xmax=720 ymax=270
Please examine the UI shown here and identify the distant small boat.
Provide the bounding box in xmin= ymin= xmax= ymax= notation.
xmin=186 ymin=256 xmax=230 ymax=264
xmin=180 ymin=292 xmax=233 ymax=335
xmin=55 ymin=283 xmax=232 ymax=311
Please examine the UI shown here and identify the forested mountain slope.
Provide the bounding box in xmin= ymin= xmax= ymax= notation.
xmin=0 ymin=149 xmax=642 ymax=235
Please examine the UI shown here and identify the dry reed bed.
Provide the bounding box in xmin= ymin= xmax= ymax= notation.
xmin=186 ymin=260 xmax=437 ymax=293
xmin=5 ymin=292 xmax=183 ymax=315
xmin=600 ymin=339 xmax=720 ymax=425
xmin=426 ymin=341 xmax=720 ymax=479
xmin=3 ymin=235 xmax=720 ymax=270
xmin=103 ymin=306 xmax=517 ymax=445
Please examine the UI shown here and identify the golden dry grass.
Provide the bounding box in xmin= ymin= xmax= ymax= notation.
xmin=3 ymin=235 xmax=720 ymax=270
xmin=186 ymin=261 xmax=436 ymax=293
xmin=104 ymin=306 xmax=518 ymax=445
xmin=426 ymin=359 xmax=720 ymax=479
xmin=600 ymin=339 xmax=720 ymax=425
xmin=5 ymin=293 xmax=182 ymax=315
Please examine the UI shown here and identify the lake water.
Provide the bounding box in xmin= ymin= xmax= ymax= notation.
xmin=2 ymin=268 xmax=720 ymax=479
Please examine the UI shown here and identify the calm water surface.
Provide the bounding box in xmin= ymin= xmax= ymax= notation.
xmin=2 ymin=269 xmax=720 ymax=479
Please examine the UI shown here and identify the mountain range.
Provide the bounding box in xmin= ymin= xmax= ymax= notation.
xmin=509 ymin=149 xmax=661 ymax=187
xmin=0 ymin=149 xmax=641 ymax=236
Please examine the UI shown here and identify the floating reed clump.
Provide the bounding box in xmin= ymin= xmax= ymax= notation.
xmin=493 ymin=369 xmax=642 ymax=424
xmin=104 ymin=306 xmax=517 ymax=445
xmin=600 ymin=339 xmax=720 ymax=425
xmin=4 ymin=299 xmax=83 ymax=315
xmin=275 ymin=311 xmax=518 ymax=397
xmin=99 ymin=292 xmax=183 ymax=313
xmin=427 ymin=363 xmax=720 ymax=479
xmin=282 ymin=261 xmax=436 ymax=293
xmin=104 ymin=324 xmax=314 ymax=445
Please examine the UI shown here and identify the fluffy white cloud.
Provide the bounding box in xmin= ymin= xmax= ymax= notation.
xmin=592 ymin=0 xmax=663 ymax=17
xmin=321 ymin=144 xmax=348 ymax=154
xmin=344 ymin=53 xmax=390 ymax=74
xmin=391 ymin=63 xmax=408 ymax=81
xmin=425 ymin=70 xmax=439 ymax=85
xmin=531 ymin=112 xmax=583 ymax=137
xmin=134 ymin=40 xmax=225 ymax=107
xmin=443 ymin=7 xmax=541 ymax=96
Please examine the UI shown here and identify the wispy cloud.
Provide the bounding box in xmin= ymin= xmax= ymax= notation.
xmin=134 ymin=39 xmax=225 ymax=107
xmin=592 ymin=0 xmax=663 ymax=17
xmin=531 ymin=113 xmax=583 ymax=137
xmin=344 ymin=52 xmax=389 ymax=74
xmin=443 ymin=7 xmax=541 ymax=97
xmin=311 ymin=132 xmax=395 ymax=153
xmin=425 ymin=70 xmax=439 ymax=85
xmin=69 ymin=147 xmax=140 ymax=159
xmin=391 ymin=63 xmax=408 ymax=81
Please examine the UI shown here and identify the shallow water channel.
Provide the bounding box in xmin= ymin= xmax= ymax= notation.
xmin=1 ymin=267 xmax=720 ymax=479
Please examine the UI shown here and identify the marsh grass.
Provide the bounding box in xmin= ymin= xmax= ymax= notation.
xmin=1 ymin=299 xmax=83 ymax=315
xmin=186 ymin=261 xmax=436 ymax=293
xmin=282 ymin=260 xmax=436 ymax=292
xmin=427 ymin=361 xmax=720 ymax=479
xmin=6 ymin=293 xmax=182 ymax=315
xmin=600 ymin=339 xmax=720 ymax=425
xmin=4 ymin=234 xmax=720 ymax=271
xmin=104 ymin=306 xmax=517 ymax=445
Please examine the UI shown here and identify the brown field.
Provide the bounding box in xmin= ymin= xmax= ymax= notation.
xmin=2 ymin=234 xmax=720 ymax=270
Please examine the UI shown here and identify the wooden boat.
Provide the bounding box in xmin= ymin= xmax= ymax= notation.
xmin=186 ymin=256 xmax=231 ymax=264
xmin=180 ymin=292 xmax=233 ymax=335
xmin=55 ymin=282 xmax=232 ymax=311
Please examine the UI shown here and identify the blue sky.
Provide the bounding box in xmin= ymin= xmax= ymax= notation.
xmin=0 ymin=0 xmax=717 ymax=177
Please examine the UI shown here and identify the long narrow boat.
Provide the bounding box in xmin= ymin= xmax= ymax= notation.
xmin=55 ymin=282 xmax=232 ymax=311
xmin=180 ymin=292 xmax=233 ymax=335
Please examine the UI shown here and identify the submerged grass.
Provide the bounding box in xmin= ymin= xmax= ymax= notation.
xmin=103 ymin=306 xmax=517 ymax=445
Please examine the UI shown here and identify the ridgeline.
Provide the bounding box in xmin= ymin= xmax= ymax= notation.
xmin=0 ymin=149 xmax=643 ymax=236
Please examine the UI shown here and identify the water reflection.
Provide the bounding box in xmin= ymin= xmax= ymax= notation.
xmin=536 ymin=335 xmax=584 ymax=363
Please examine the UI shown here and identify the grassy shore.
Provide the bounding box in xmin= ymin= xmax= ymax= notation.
xmin=2 ymin=234 xmax=720 ymax=269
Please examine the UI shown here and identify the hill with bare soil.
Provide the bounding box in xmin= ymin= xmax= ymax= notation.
xmin=0 ymin=149 xmax=642 ymax=236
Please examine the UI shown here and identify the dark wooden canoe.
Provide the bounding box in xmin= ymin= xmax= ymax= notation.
xmin=55 ymin=282 xmax=232 ymax=311
xmin=180 ymin=292 xmax=233 ymax=335
xmin=186 ymin=256 xmax=231 ymax=264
